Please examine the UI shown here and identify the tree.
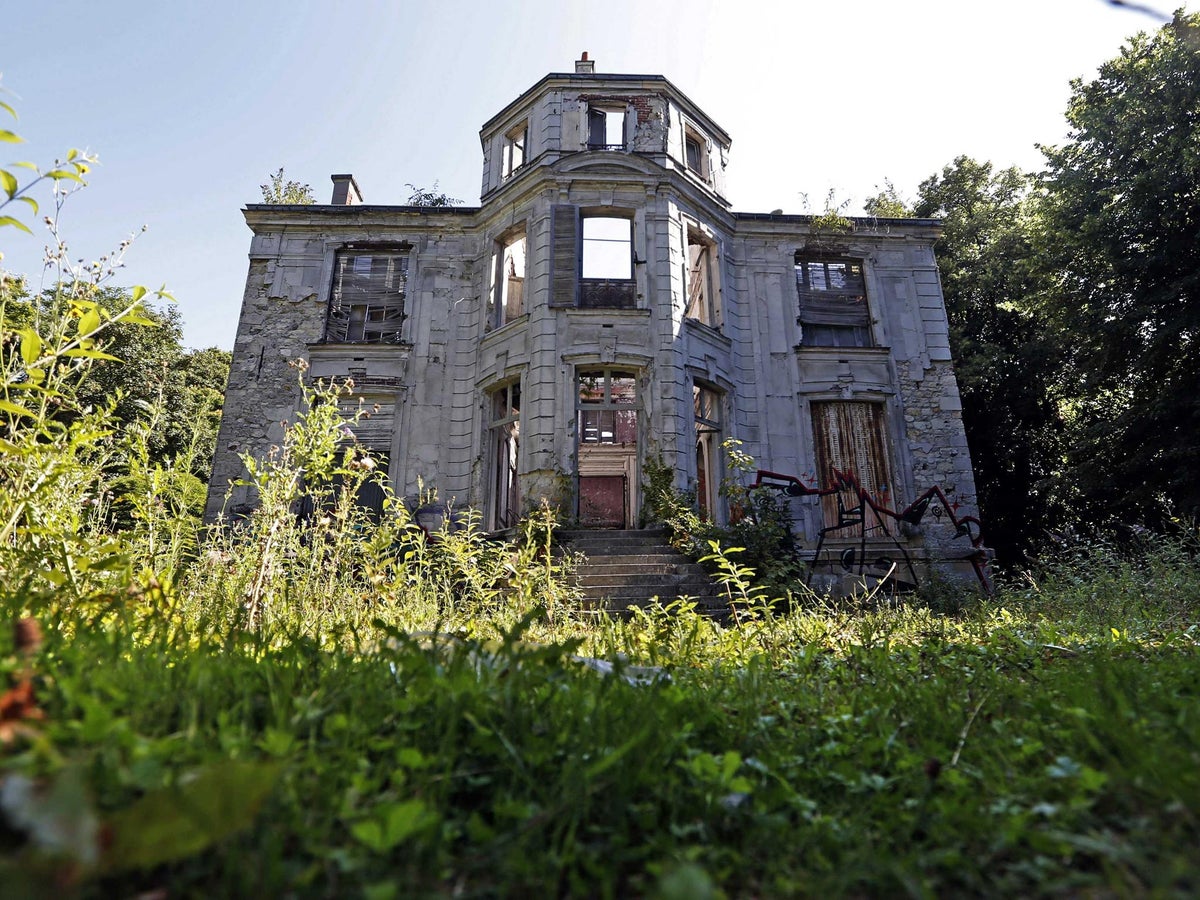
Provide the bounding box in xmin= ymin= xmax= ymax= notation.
xmin=1036 ymin=11 xmax=1200 ymax=524
xmin=260 ymin=167 xmax=314 ymax=204
xmin=863 ymin=179 xmax=912 ymax=218
xmin=914 ymin=157 xmax=1065 ymax=561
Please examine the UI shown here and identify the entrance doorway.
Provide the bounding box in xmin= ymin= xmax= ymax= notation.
xmin=576 ymin=369 xmax=639 ymax=528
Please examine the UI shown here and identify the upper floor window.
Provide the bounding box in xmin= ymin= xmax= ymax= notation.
xmin=491 ymin=228 xmax=526 ymax=327
xmin=685 ymin=228 xmax=719 ymax=328
xmin=794 ymin=254 xmax=872 ymax=348
xmin=587 ymin=106 xmax=626 ymax=150
xmin=502 ymin=122 xmax=527 ymax=178
xmin=580 ymin=215 xmax=635 ymax=308
xmin=684 ymin=129 xmax=708 ymax=181
xmin=325 ymin=246 xmax=409 ymax=343
xmin=549 ymin=205 xmax=637 ymax=310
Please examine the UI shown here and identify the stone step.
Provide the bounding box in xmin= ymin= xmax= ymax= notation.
xmin=555 ymin=527 xmax=724 ymax=615
xmin=573 ymin=564 xmax=710 ymax=578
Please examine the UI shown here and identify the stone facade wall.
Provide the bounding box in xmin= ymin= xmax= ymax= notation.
xmin=209 ymin=67 xmax=988 ymax=589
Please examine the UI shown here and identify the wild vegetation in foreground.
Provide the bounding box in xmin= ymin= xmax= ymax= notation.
xmin=1 ymin=332 xmax=1198 ymax=896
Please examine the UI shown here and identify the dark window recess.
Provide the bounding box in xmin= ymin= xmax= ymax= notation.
xmin=795 ymin=255 xmax=871 ymax=347
xmin=685 ymin=135 xmax=704 ymax=174
xmin=325 ymin=248 xmax=409 ymax=343
xmin=587 ymin=107 xmax=625 ymax=150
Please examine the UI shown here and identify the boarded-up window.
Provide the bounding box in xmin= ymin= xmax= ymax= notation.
xmin=326 ymin=246 xmax=409 ymax=343
xmin=795 ymin=255 xmax=871 ymax=347
xmin=811 ymin=401 xmax=894 ymax=537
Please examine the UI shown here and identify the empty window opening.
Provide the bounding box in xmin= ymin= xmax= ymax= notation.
xmin=326 ymin=247 xmax=409 ymax=343
xmin=488 ymin=382 xmax=521 ymax=529
xmin=502 ymin=123 xmax=527 ymax=178
xmin=811 ymin=401 xmax=894 ymax=537
xmin=685 ymin=230 xmax=719 ymax=327
xmin=795 ymin=255 xmax=871 ymax=347
xmin=491 ymin=230 xmax=526 ymax=327
xmin=693 ymin=384 xmax=722 ymax=519
xmin=582 ymin=217 xmax=632 ymax=279
xmin=588 ymin=106 xmax=626 ymax=150
xmin=579 ymin=215 xmax=636 ymax=308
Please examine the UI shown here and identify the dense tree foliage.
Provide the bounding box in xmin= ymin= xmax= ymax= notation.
xmin=913 ymin=159 xmax=1065 ymax=562
xmin=1035 ymin=11 xmax=1200 ymax=525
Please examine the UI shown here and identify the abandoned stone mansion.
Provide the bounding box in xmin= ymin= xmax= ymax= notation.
xmin=207 ymin=55 xmax=989 ymax=589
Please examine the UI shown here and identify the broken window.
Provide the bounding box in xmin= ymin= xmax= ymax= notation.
xmin=487 ymin=382 xmax=521 ymax=529
xmin=325 ymin=246 xmax=409 ymax=343
xmin=490 ymin=229 xmax=526 ymax=327
xmin=693 ymin=383 xmax=722 ymax=519
xmin=502 ymin=122 xmax=527 ymax=178
xmin=587 ymin=106 xmax=626 ymax=150
xmin=811 ymin=401 xmax=894 ymax=537
xmin=578 ymin=369 xmax=638 ymax=445
xmin=795 ymin=255 xmax=872 ymax=347
xmin=685 ymin=228 xmax=719 ymax=327
xmin=683 ymin=128 xmax=708 ymax=181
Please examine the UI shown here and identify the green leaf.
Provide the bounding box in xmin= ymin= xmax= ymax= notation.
xmin=45 ymin=169 xmax=83 ymax=183
xmin=12 ymin=161 xmax=38 ymax=171
xmin=19 ymin=328 xmax=42 ymax=366
xmin=0 ymin=100 xmax=15 ymax=119
xmin=62 ymin=348 xmax=123 ymax=362
xmin=103 ymin=761 xmax=280 ymax=872
xmin=77 ymin=308 xmax=101 ymax=337
xmin=16 ymin=195 xmax=37 ymax=215
xmin=350 ymin=799 xmax=436 ymax=853
xmin=0 ymin=215 xmax=33 ymax=234
xmin=0 ymin=129 xmax=24 ymax=143
xmin=0 ymin=399 xmax=34 ymax=419
xmin=0 ymin=169 xmax=16 ymax=199
xmin=131 ymin=285 xmax=147 ymax=304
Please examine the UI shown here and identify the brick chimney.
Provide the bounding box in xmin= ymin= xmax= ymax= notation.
xmin=330 ymin=174 xmax=363 ymax=206
xmin=575 ymin=52 xmax=595 ymax=75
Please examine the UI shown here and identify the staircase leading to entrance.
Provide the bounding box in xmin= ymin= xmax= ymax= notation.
xmin=556 ymin=528 xmax=728 ymax=617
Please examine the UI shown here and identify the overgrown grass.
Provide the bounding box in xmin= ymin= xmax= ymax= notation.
xmin=3 ymin=277 xmax=1199 ymax=897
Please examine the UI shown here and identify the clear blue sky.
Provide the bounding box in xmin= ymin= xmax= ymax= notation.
xmin=2 ymin=0 xmax=1182 ymax=350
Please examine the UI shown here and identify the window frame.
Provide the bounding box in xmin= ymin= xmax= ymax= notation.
xmin=502 ymin=121 xmax=527 ymax=179
xmin=490 ymin=227 xmax=527 ymax=328
xmin=692 ymin=381 xmax=723 ymax=519
xmin=684 ymin=226 xmax=720 ymax=328
xmin=683 ymin=128 xmax=708 ymax=181
xmin=587 ymin=105 xmax=627 ymax=150
xmin=486 ymin=380 xmax=522 ymax=529
xmin=324 ymin=244 xmax=410 ymax=345
xmin=794 ymin=253 xmax=872 ymax=348
xmin=576 ymin=368 xmax=640 ymax=446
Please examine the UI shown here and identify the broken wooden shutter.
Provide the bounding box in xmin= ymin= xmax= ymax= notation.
xmin=549 ymin=204 xmax=579 ymax=307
